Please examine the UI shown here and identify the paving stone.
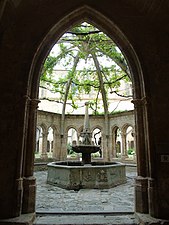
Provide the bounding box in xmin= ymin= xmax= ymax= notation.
xmin=35 ymin=166 xmax=137 ymax=213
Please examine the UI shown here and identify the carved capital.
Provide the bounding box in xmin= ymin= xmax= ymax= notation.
xmin=30 ymin=98 xmax=40 ymax=109
xmin=131 ymin=96 xmax=148 ymax=108
xmin=23 ymin=95 xmax=31 ymax=104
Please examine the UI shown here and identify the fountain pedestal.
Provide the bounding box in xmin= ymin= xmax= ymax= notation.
xmin=47 ymin=102 xmax=127 ymax=190
xmin=72 ymin=102 xmax=100 ymax=163
xmin=72 ymin=145 xmax=100 ymax=164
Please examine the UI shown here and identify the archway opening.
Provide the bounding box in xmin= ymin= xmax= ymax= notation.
xmin=34 ymin=19 xmax=137 ymax=214
xmin=67 ymin=127 xmax=79 ymax=159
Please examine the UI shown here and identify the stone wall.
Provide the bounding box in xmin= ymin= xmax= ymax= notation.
xmin=37 ymin=110 xmax=135 ymax=161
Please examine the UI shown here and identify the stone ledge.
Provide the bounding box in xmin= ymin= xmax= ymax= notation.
xmin=0 ymin=213 xmax=35 ymax=225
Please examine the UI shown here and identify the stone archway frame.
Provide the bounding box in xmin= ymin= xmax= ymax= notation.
xmin=28 ymin=5 xmax=150 ymax=216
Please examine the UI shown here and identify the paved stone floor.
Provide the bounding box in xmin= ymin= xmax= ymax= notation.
xmin=34 ymin=165 xmax=137 ymax=224
xmin=35 ymin=165 xmax=137 ymax=213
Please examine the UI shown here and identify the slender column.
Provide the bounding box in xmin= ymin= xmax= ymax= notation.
xmin=112 ymin=131 xmax=116 ymax=158
xmin=53 ymin=133 xmax=61 ymax=160
xmin=132 ymin=97 xmax=148 ymax=214
xmin=41 ymin=131 xmax=48 ymax=160
xmin=60 ymin=134 xmax=68 ymax=160
xmin=143 ymin=97 xmax=158 ymax=217
xmin=132 ymin=130 xmax=137 ymax=161
xmin=102 ymin=133 xmax=108 ymax=161
xmin=13 ymin=95 xmax=30 ymax=217
xmin=121 ymin=132 xmax=128 ymax=159
xmin=52 ymin=131 xmax=56 ymax=159
xmin=22 ymin=98 xmax=39 ymax=214
xmin=108 ymin=133 xmax=113 ymax=160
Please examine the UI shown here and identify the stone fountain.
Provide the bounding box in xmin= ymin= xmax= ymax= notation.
xmin=47 ymin=102 xmax=126 ymax=190
xmin=71 ymin=102 xmax=100 ymax=164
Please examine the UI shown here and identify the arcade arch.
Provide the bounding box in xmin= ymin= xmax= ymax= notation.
xmin=36 ymin=126 xmax=43 ymax=154
xmin=47 ymin=127 xmax=54 ymax=156
xmin=122 ymin=124 xmax=135 ymax=159
xmin=67 ymin=127 xmax=78 ymax=158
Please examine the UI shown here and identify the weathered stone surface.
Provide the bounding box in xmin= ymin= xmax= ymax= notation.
xmin=47 ymin=162 xmax=126 ymax=190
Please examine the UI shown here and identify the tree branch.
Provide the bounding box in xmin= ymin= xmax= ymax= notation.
xmin=67 ymin=30 xmax=101 ymax=35
xmin=110 ymin=90 xmax=133 ymax=98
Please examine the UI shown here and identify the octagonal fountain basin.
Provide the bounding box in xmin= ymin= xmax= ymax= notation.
xmin=47 ymin=161 xmax=127 ymax=190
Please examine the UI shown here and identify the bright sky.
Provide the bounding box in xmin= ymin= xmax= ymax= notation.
xmin=50 ymin=44 xmax=117 ymax=72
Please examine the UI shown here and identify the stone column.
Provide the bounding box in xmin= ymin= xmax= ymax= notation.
xmin=121 ymin=132 xmax=128 ymax=160
xmin=132 ymin=130 xmax=137 ymax=162
xmin=132 ymin=97 xmax=149 ymax=214
xmin=60 ymin=134 xmax=68 ymax=160
xmin=41 ymin=131 xmax=48 ymax=160
xmin=143 ymin=97 xmax=158 ymax=217
xmin=101 ymin=133 xmax=108 ymax=161
xmin=108 ymin=133 xmax=113 ymax=160
xmin=52 ymin=132 xmax=61 ymax=160
xmin=112 ymin=130 xmax=117 ymax=158
xmin=22 ymin=98 xmax=39 ymax=214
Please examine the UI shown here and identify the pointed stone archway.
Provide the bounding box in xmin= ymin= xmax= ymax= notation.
xmin=27 ymin=5 xmax=152 ymax=218
xmin=0 ymin=3 xmax=158 ymax=222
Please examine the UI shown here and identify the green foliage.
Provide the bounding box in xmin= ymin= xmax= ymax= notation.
xmin=40 ymin=22 xmax=132 ymax=114
xmin=67 ymin=143 xmax=74 ymax=154
xmin=128 ymin=148 xmax=135 ymax=155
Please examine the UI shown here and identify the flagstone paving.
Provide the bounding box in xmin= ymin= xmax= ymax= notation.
xmin=35 ymin=165 xmax=137 ymax=213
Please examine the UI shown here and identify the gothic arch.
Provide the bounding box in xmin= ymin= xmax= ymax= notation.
xmin=37 ymin=123 xmax=47 ymax=134
xmin=121 ymin=124 xmax=134 ymax=133
xmin=47 ymin=124 xmax=57 ymax=131
xmin=27 ymin=4 xmax=149 ymax=216
xmin=91 ymin=125 xmax=103 ymax=133
xmin=66 ymin=126 xmax=78 ymax=134
xmin=121 ymin=124 xmax=135 ymax=158
xmin=29 ymin=5 xmax=144 ymax=99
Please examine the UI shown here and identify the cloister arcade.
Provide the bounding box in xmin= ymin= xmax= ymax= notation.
xmin=36 ymin=110 xmax=135 ymax=162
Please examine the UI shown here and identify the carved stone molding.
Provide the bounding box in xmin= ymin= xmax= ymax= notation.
xmin=97 ymin=170 xmax=108 ymax=182
xmin=29 ymin=99 xmax=40 ymax=110
xmin=132 ymin=96 xmax=149 ymax=108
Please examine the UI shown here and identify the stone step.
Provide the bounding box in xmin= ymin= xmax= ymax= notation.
xmin=34 ymin=212 xmax=139 ymax=225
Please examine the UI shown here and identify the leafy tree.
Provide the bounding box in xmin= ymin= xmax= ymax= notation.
xmin=40 ymin=22 xmax=132 ymax=137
